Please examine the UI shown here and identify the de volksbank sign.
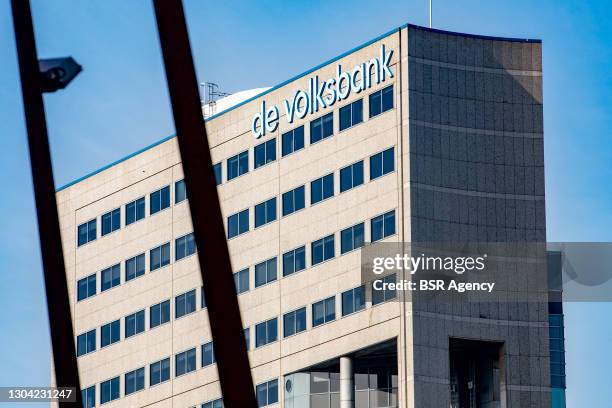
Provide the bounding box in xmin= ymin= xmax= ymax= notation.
xmin=251 ymin=44 xmax=394 ymax=138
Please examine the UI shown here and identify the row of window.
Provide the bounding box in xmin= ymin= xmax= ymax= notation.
xmin=227 ymin=146 xmax=395 ymax=238
xmin=256 ymin=275 xmax=397 ymax=348
xmin=77 ymin=233 xmax=196 ymax=301
xmin=79 ymin=272 xmax=399 ymax=407
xmin=233 ymin=210 xmax=397 ymax=295
xmin=77 ymin=180 xmax=188 ymax=247
xmin=81 ymin=347 xmax=277 ymax=407
xmin=219 ymin=84 xmax=394 ymax=186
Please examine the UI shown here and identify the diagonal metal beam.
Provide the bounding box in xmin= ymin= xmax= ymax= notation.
xmin=10 ymin=0 xmax=83 ymax=406
xmin=152 ymin=1 xmax=258 ymax=406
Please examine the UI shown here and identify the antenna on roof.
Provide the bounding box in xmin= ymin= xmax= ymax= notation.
xmin=429 ymin=0 xmax=432 ymax=28
xmin=200 ymin=82 xmax=231 ymax=118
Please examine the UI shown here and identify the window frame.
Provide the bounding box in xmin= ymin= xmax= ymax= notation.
xmin=309 ymin=112 xmax=334 ymax=145
xmin=124 ymin=367 xmax=145 ymax=396
xmin=100 ymin=319 xmax=121 ymax=348
xmin=175 ymin=347 xmax=197 ymax=377
xmin=254 ymin=197 xmax=277 ymax=228
xmin=310 ymin=173 xmax=334 ymax=205
xmin=227 ymin=208 xmax=249 ymax=238
xmin=234 ymin=268 xmax=249 ymax=294
xmin=77 ymin=273 xmax=97 ymax=301
xmin=227 ymin=150 xmax=249 ymax=181
xmin=254 ymin=257 xmax=278 ymax=288
xmin=150 ymin=299 xmax=171 ymax=329
xmin=283 ymin=306 xmax=307 ymax=338
xmin=341 ymin=285 xmax=365 ymax=316
xmin=368 ymin=84 xmax=394 ymax=118
xmin=125 ymin=253 xmax=145 ymax=282
xmin=76 ymin=329 xmax=96 ymax=357
xmin=125 ymin=197 xmax=145 ymax=226
xmin=339 ymin=98 xmax=364 ymax=131
xmin=281 ymin=125 xmax=305 ymax=157
xmin=340 ymin=222 xmax=365 ymax=254
xmin=282 ymin=246 xmax=306 ymax=277
xmin=124 ymin=309 xmax=145 ymax=339
xmin=281 ymin=185 xmax=305 ymax=216
xmin=101 ymin=208 xmax=121 ymax=236
xmin=77 ymin=218 xmax=97 ymax=247
xmin=100 ymin=264 xmax=121 ymax=292
xmin=175 ymin=179 xmax=187 ymax=204
xmin=370 ymin=210 xmax=396 ymax=242
xmin=175 ymin=289 xmax=197 ymax=319
xmin=255 ymin=317 xmax=278 ymax=348
xmin=149 ymin=185 xmax=171 ymax=215
xmin=311 ymin=234 xmax=335 ymax=266
xmin=339 ymin=160 xmax=364 ymax=193
xmin=254 ymin=138 xmax=277 ymax=169
xmin=150 ymin=357 xmax=171 ymax=387
xmin=175 ymin=233 xmax=196 ymax=261
xmin=312 ymin=296 xmax=336 ymax=327
xmin=100 ymin=376 xmax=120 ymax=405
xmin=150 ymin=242 xmax=171 ymax=271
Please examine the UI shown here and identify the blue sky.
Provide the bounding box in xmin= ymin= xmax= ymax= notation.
xmin=1 ymin=0 xmax=611 ymax=406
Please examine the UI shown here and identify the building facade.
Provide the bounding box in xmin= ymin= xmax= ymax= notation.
xmin=54 ymin=24 xmax=557 ymax=407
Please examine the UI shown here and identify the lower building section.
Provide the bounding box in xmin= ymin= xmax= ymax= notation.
xmin=284 ymin=340 xmax=398 ymax=408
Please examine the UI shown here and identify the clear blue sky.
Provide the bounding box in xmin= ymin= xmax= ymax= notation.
xmin=1 ymin=0 xmax=611 ymax=406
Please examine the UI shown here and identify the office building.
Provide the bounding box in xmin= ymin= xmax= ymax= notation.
xmin=54 ymin=24 xmax=560 ymax=407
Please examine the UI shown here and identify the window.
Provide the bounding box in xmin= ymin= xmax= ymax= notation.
xmin=342 ymin=286 xmax=365 ymax=316
xmin=255 ymin=257 xmax=277 ymax=287
xmin=370 ymin=147 xmax=395 ymax=180
xmin=340 ymin=222 xmax=365 ymax=254
xmin=125 ymin=253 xmax=145 ymax=282
xmin=175 ymin=289 xmax=196 ymax=318
xmin=311 ymin=234 xmax=335 ymax=265
xmin=174 ymin=289 xmax=195 ymax=319
xmin=255 ymin=198 xmax=277 ymax=228
xmin=244 ymin=327 xmax=250 ymax=350
xmin=101 ymin=264 xmax=120 ymax=292
xmin=227 ymin=150 xmax=248 ymax=180
xmin=100 ymin=377 xmax=119 ymax=404
xmin=312 ymin=296 xmax=336 ymax=326
xmin=214 ymin=162 xmax=222 ymax=185
xmin=150 ymin=357 xmax=170 ymax=386
xmin=150 ymin=186 xmax=170 ymax=215
xmin=175 ymin=348 xmax=196 ymax=377
xmin=340 ymin=160 xmax=364 ymax=192
xmin=77 ymin=219 xmax=96 ymax=246
xmin=125 ymin=197 xmax=145 ymax=226
xmin=175 ymin=179 xmax=187 ymax=203
xmin=77 ymin=273 xmax=96 ymax=301
xmin=125 ymin=310 xmax=145 ymax=339
xmin=227 ymin=209 xmax=249 ymax=238
xmin=202 ymin=341 xmax=215 ymax=367
xmin=371 ymin=210 xmax=396 ymax=242
xmin=255 ymin=318 xmax=278 ymax=348
xmin=101 ymin=208 xmax=121 ymax=236
xmin=281 ymin=126 xmax=304 ymax=156
xmin=369 ymin=84 xmax=394 ymax=117
xmin=175 ymin=233 xmax=196 ymax=260
xmin=124 ymin=367 xmax=145 ymax=395
xmin=150 ymin=242 xmax=170 ymax=271
xmin=203 ymin=398 xmax=224 ymax=408
xmin=100 ymin=320 xmax=120 ymax=347
xmin=282 ymin=185 xmax=305 ymax=216
xmin=76 ymin=329 xmax=96 ymax=356
xmin=150 ymin=300 xmax=170 ymax=328
xmin=283 ymin=307 xmax=306 ymax=337
xmin=339 ymin=99 xmax=363 ymax=131
xmin=310 ymin=112 xmax=333 ymax=144
xmin=234 ymin=268 xmax=249 ymax=294
xmin=372 ymin=273 xmax=397 ymax=305
xmin=311 ymin=173 xmax=334 ymax=204
xmin=254 ymin=138 xmax=276 ymax=169
xmin=82 ymin=385 xmax=95 ymax=408
xmin=201 ymin=286 xmax=207 ymax=309
xmin=282 ymin=246 xmax=306 ymax=277
xmin=256 ymin=379 xmax=278 ymax=407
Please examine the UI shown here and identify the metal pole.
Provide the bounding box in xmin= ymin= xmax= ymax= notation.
xmin=10 ymin=0 xmax=83 ymax=406
xmin=151 ymin=1 xmax=258 ymax=406
xmin=429 ymin=0 xmax=432 ymax=28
